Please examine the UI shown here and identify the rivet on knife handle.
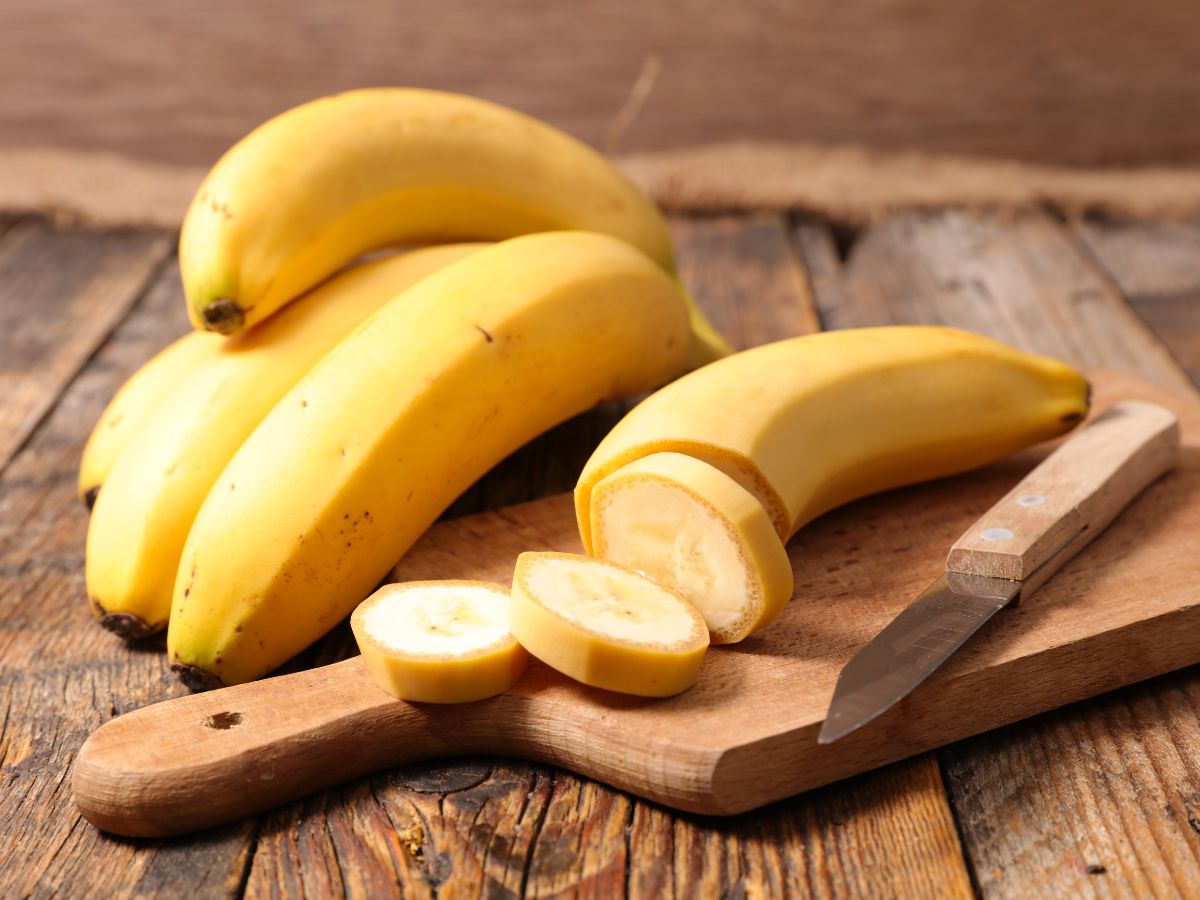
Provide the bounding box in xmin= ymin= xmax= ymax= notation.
xmin=945 ymin=400 xmax=1181 ymax=588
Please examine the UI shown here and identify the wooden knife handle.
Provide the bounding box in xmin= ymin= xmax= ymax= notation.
xmin=946 ymin=401 xmax=1180 ymax=589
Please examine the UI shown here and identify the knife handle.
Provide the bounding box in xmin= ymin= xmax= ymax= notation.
xmin=945 ymin=401 xmax=1180 ymax=593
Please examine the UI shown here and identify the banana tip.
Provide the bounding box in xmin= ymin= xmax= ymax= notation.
xmin=82 ymin=485 xmax=99 ymax=510
xmin=171 ymin=662 xmax=226 ymax=692
xmin=201 ymin=299 xmax=245 ymax=335
xmin=98 ymin=612 xmax=157 ymax=641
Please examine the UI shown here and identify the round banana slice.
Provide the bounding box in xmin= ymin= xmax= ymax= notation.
xmin=589 ymin=452 xmax=793 ymax=644
xmin=509 ymin=551 xmax=709 ymax=697
xmin=351 ymin=580 xmax=528 ymax=703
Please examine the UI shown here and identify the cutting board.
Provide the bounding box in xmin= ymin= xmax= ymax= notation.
xmin=73 ymin=371 xmax=1200 ymax=837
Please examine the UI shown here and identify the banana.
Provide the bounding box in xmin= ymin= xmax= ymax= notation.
xmin=180 ymin=87 xmax=730 ymax=367
xmin=167 ymin=231 xmax=692 ymax=689
xmin=352 ymin=581 xmax=528 ymax=703
xmin=575 ymin=326 xmax=1091 ymax=556
xmin=508 ymin=551 xmax=710 ymax=697
xmin=78 ymin=331 xmax=223 ymax=508
xmin=589 ymin=452 xmax=793 ymax=644
xmin=86 ymin=244 xmax=484 ymax=640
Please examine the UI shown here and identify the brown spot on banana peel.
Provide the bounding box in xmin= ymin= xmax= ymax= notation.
xmin=171 ymin=662 xmax=226 ymax=692
xmin=82 ymin=485 xmax=99 ymax=510
xmin=98 ymin=612 xmax=158 ymax=641
xmin=202 ymin=299 xmax=246 ymax=334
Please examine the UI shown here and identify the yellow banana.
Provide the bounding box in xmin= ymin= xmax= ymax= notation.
xmin=576 ymin=326 xmax=1091 ymax=557
xmin=78 ymin=332 xmax=223 ymax=508
xmin=168 ymin=231 xmax=691 ymax=688
xmin=180 ymin=87 xmax=729 ymax=367
xmin=86 ymin=244 xmax=484 ymax=640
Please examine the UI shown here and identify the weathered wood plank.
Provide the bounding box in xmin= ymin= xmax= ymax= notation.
xmin=6 ymin=0 xmax=1200 ymax=166
xmin=810 ymin=209 xmax=1191 ymax=391
xmin=671 ymin=213 xmax=820 ymax=348
xmin=242 ymin=215 xmax=972 ymax=897
xmin=943 ymin=674 xmax=1200 ymax=897
xmin=0 ymin=258 xmax=255 ymax=897
xmin=793 ymin=207 xmax=1200 ymax=896
xmin=0 ymin=220 xmax=171 ymax=476
xmin=1075 ymin=218 xmax=1200 ymax=387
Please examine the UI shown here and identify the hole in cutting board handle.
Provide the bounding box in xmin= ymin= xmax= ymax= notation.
xmin=202 ymin=711 xmax=243 ymax=730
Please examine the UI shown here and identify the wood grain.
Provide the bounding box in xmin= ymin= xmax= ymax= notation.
xmin=794 ymin=208 xmax=1200 ymax=896
xmin=5 ymin=0 xmax=1200 ymax=166
xmin=1076 ymin=218 xmax=1200 ymax=388
xmin=810 ymin=210 xmax=1192 ymax=392
xmin=0 ymin=220 xmax=170 ymax=476
xmin=0 ymin=255 xmax=257 ymax=895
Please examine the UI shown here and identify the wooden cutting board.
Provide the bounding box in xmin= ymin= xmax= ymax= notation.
xmin=73 ymin=371 xmax=1200 ymax=837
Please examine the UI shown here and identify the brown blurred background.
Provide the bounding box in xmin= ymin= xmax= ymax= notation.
xmin=3 ymin=0 xmax=1200 ymax=168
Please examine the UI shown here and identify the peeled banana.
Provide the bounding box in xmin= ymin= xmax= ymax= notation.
xmin=78 ymin=331 xmax=223 ymax=507
xmin=86 ymin=244 xmax=484 ymax=639
xmin=168 ymin=231 xmax=692 ymax=688
xmin=509 ymin=551 xmax=710 ymax=697
xmin=589 ymin=452 xmax=793 ymax=644
xmin=180 ymin=87 xmax=729 ymax=367
xmin=576 ymin=326 xmax=1090 ymax=609
xmin=352 ymin=581 xmax=528 ymax=703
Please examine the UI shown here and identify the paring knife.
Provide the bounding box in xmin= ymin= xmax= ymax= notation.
xmin=818 ymin=400 xmax=1181 ymax=745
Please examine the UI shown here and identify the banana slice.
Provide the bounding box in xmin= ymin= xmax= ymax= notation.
xmin=589 ymin=452 xmax=793 ymax=644
xmin=351 ymin=581 xmax=528 ymax=703
xmin=509 ymin=552 xmax=709 ymax=697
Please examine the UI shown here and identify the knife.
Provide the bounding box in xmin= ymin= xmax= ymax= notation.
xmin=818 ymin=399 xmax=1181 ymax=745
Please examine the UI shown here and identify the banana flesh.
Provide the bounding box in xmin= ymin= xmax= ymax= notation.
xmin=78 ymin=331 xmax=223 ymax=508
xmin=576 ymin=326 xmax=1091 ymax=555
xmin=86 ymin=245 xmax=484 ymax=639
xmin=179 ymin=87 xmax=729 ymax=368
xmin=508 ymin=552 xmax=710 ymax=697
xmin=168 ymin=231 xmax=692 ymax=688
xmin=351 ymin=581 xmax=527 ymax=703
xmin=590 ymin=452 xmax=793 ymax=644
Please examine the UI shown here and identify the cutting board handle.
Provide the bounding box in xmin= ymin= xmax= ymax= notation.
xmin=72 ymin=657 xmax=479 ymax=837
xmin=946 ymin=401 xmax=1180 ymax=592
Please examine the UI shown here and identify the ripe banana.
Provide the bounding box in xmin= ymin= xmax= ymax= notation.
xmin=168 ymin=231 xmax=692 ymax=689
xmin=576 ymin=326 xmax=1091 ymax=558
xmin=78 ymin=331 xmax=223 ymax=508
xmin=180 ymin=87 xmax=730 ymax=367
xmin=352 ymin=581 xmax=528 ymax=703
xmin=509 ymin=551 xmax=710 ymax=697
xmin=86 ymin=244 xmax=484 ymax=639
xmin=589 ymin=452 xmax=793 ymax=644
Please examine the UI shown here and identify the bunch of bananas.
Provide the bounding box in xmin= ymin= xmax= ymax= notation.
xmin=82 ymin=88 xmax=724 ymax=688
xmin=83 ymin=87 xmax=1091 ymax=700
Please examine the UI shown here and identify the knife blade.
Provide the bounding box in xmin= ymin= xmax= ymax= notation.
xmin=818 ymin=399 xmax=1181 ymax=745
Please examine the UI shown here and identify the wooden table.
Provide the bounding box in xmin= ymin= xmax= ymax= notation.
xmin=2 ymin=209 xmax=1199 ymax=897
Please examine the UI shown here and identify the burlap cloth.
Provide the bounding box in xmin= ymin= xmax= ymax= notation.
xmin=5 ymin=143 xmax=1200 ymax=230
